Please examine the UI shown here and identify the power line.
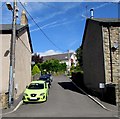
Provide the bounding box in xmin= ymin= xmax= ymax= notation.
xmin=18 ymin=0 xmax=65 ymax=52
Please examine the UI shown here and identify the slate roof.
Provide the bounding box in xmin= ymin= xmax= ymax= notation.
xmin=91 ymin=18 xmax=120 ymax=23
xmin=43 ymin=52 xmax=74 ymax=61
xmin=0 ymin=24 xmax=23 ymax=31
xmin=87 ymin=18 xmax=120 ymax=26
xmin=81 ymin=18 xmax=120 ymax=48
xmin=0 ymin=24 xmax=33 ymax=53
xmin=0 ymin=24 xmax=30 ymax=34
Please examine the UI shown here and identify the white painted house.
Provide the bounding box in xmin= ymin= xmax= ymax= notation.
xmin=42 ymin=52 xmax=77 ymax=72
xmin=0 ymin=10 xmax=33 ymax=108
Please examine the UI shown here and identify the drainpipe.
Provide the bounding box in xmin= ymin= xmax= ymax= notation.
xmin=107 ymin=26 xmax=113 ymax=82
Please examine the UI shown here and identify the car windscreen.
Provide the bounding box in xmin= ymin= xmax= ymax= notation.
xmin=28 ymin=83 xmax=44 ymax=89
xmin=40 ymin=77 xmax=48 ymax=81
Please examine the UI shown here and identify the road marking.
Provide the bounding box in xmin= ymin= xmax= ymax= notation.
xmin=68 ymin=77 xmax=118 ymax=112
xmin=1 ymin=100 xmax=23 ymax=116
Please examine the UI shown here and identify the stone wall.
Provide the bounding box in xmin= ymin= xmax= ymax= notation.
xmin=0 ymin=92 xmax=8 ymax=109
xmin=102 ymin=26 xmax=120 ymax=105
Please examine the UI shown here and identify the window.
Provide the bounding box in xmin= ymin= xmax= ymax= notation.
xmin=28 ymin=83 xmax=44 ymax=89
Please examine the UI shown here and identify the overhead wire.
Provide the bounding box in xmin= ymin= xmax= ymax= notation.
xmin=37 ymin=2 xmax=82 ymax=51
xmin=18 ymin=0 xmax=65 ymax=52
xmin=18 ymin=2 xmax=112 ymax=52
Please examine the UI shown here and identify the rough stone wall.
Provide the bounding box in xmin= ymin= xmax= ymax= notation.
xmin=0 ymin=92 xmax=8 ymax=109
xmin=102 ymin=26 xmax=120 ymax=105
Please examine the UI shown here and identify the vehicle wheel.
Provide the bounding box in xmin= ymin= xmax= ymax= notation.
xmin=47 ymin=90 xmax=49 ymax=95
xmin=23 ymin=101 xmax=28 ymax=105
xmin=46 ymin=95 xmax=48 ymax=101
xmin=23 ymin=101 xmax=26 ymax=105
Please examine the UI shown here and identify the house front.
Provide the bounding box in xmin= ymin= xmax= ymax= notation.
xmin=42 ymin=52 xmax=77 ymax=72
xmin=82 ymin=18 xmax=120 ymax=105
xmin=0 ymin=10 xmax=33 ymax=108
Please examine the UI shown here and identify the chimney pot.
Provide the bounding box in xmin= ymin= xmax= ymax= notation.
xmin=21 ymin=10 xmax=28 ymax=25
xmin=90 ymin=8 xmax=94 ymax=19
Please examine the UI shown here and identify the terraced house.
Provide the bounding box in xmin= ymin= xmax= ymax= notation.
xmin=0 ymin=10 xmax=33 ymax=108
xmin=82 ymin=18 xmax=120 ymax=105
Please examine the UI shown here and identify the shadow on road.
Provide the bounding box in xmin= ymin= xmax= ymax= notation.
xmin=58 ymin=81 xmax=85 ymax=95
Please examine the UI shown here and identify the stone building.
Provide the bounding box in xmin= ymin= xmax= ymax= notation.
xmin=82 ymin=18 xmax=120 ymax=105
xmin=0 ymin=10 xmax=33 ymax=108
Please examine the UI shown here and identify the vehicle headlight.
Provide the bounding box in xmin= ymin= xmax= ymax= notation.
xmin=24 ymin=93 xmax=28 ymax=96
xmin=40 ymin=93 xmax=45 ymax=96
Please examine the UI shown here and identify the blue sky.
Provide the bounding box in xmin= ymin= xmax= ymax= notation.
xmin=1 ymin=1 xmax=119 ymax=56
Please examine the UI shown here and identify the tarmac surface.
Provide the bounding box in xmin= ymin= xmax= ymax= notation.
xmin=1 ymin=75 xmax=119 ymax=118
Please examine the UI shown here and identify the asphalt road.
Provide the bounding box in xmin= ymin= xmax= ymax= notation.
xmin=2 ymin=75 xmax=118 ymax=117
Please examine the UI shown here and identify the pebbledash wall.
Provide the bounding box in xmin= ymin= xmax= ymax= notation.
xmin=102 ymin=26 xmax=120 ymax=106
xmin=0 ymin=28 xmax=32 ymax=109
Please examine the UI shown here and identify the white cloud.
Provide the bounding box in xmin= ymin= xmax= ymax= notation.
xmin=30 ymin=18 xmax=69 ymax=32
xmin=42 ymin=19 xmax=73 ymax=29
xmin=37 ymin=49 xmax=75 ymax=56
xmin=38 ymin=50 xmax=62 ymax=56
xmin=41 ymin=21 xmax=58 ymax=29
xmin=30 ymin=28 xmax=39 ymax=32
xmin=28 ymin=3 xmax=81 ymax=28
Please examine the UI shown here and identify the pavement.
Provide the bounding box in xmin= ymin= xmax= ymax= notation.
xmin=69 ymin=78 xmax=118 ymax=118
xmin=2 ymin=94 xmax=23 ymax=115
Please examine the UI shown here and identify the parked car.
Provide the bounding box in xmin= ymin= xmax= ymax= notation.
xmin=45 ymin=74 xmax=53 ymax=82
xmin=39 ymin=75 xmax=51 ymax=88
xmin=22 ymin=80 xmax=49 ymax=103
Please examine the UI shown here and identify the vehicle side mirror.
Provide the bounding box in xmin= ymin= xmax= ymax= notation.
xmin=26 ymin=86 xmax=28 ymax=88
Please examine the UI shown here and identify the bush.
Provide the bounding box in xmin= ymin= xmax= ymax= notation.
xmin=32 ymin=64 xmax=40 ymax=76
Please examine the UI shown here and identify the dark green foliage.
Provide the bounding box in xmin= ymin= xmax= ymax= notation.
xmin=75 ymin=47 xmax=83 ymax=69
xmin=70 ymin=64 xmax=83 ymax=74
xmin=37 ymin=59 xmax=67 ymax=74
xmin=32 ymin=53 xmax=43 ymax=64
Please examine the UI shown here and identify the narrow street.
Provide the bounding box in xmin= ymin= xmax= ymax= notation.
xmin=3 ymin=75 xmax=117 ymax=117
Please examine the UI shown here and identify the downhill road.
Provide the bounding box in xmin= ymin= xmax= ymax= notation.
xmin=2 ymin=75 xmax=117 ymax=117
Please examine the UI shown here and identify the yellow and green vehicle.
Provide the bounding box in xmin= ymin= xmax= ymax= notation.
xmin=22 ymin=80 xmax=49 ymax=103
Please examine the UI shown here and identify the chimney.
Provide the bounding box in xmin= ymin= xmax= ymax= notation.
xmin=21 ymin=10 xmax=28 ymax=25
xmin=90 ymin=8 xmax=94 ymax=19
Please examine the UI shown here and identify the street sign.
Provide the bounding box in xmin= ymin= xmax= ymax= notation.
xmin=99 ymin=83 xmax=105 ymax=89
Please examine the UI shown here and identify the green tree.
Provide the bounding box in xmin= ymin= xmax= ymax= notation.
xmin=76 ymin=47 xmax=83 ymax=69
xmin=32 ymin=64 xmax=40 ymax=76
xmin=32 ymin=53 xmax=43 ymax=64
xmin=59 ymin=63 xmax=66 ymax=72
xmin=38 ymin=59 xmax=66 ymax=74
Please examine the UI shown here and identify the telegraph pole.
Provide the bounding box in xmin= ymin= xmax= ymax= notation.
xmin=8 ymin=0 xmax=17 ymax=107
xmin=67 ymin=50 xmax=70 ymax=75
